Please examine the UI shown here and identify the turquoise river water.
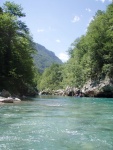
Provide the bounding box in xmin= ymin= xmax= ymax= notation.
xmin=0 ymin=96 xmax=113 ymax=150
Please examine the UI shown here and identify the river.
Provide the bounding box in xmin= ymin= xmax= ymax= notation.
xmin=0 ymin=95 xmax=113 ymax=150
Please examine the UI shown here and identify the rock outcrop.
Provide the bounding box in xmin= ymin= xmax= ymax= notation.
xmin=0 ymin=96 xmax=21 ymax=103
xmin=39 ymin=87 xmax=82 ymax=97
xmin=39 ymin=77 xmax=113 ymax=98
xmin=82 ymin=77 xmax=113 ymax=97
xmin=0 ymin=89 xmax=21 ymax=103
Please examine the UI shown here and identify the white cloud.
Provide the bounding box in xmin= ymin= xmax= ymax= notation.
xmin=72 ymin=16 xmax=80 ymax=23
xmin=37 ymin=27 xmax=56 ymax=33
xmin=86 ymin=8 xmax=91 ymax=12
xmin=96 ymin=0 xmax=111 ymax=3
xmin=58 ymin=52 xmax=69 ymax=62
xmin=37 ymin=29 xmax=45 ymax=33
xmin=56 ymin=39 xmax=61 ymax=43
xmin=48 ymin=26 xmax=56 ymax=32
xmin=101 ymin=0 xmax=105 ymax=2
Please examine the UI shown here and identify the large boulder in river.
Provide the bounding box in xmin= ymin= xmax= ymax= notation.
xmin=82 ymin=77 xmax=113 ymax=97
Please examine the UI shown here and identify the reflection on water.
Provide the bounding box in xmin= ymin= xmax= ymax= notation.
xmin=0 ymin=96 xmax=113 ymax=150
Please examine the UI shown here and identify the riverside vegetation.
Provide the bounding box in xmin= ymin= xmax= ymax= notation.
xmin=1 ymin=1 xmax=113 ymax=97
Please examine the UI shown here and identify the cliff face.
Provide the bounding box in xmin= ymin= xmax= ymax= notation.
xmin=82 ymin=77 xmax=113 ymax=97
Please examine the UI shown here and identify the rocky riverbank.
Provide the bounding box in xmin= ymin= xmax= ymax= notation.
xmin=81 ymin=77 xmax=113 ymax=97
xmin=0 ymin=96 xmax=21 ymax=103
xmin=0 ymin=89 xmax=21 ymax=103
xmin=39 ymin=77 xmax=113 ymax=98
xmin=39 ymin=87 xmax=83 ymax=97
xmin=1 ymin=77 xmax=113 ymax=99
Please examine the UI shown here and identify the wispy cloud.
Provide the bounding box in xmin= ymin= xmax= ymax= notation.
xmin=101 ymin=0 xmax=105 ymax=2
xmin=86 ymin=8 xmax=91 ymax=12
xmin=58 ymin=52 xmax=69 ymax=62
xmin=48 ymin=26 xmax=56 ymax=32
xmin=56 ymin=39 xmax=61 ymax=43
xmin=37 ymin=29 xmax=45 ymax=33
xmin=72 ymin=15 xmax=80 ymax=23
xmin=96 ymin=0 xmax=104 ymax=2
xmin=95 ymin=0 xmax=110 ymax=3
xmin=37 ymin=27 xmax=56 ymax=33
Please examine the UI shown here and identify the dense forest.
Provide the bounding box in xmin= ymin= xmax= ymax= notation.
xmin=0 ymin=1 xmax=113 ymax=96
xmin=0 ymin=1 xmax=37 ymax=95
xmin=38 ymin=3 xmax=113 ymax=92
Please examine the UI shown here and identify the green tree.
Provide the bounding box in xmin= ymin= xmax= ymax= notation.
xmin=3 ymin=1 xmax=25 ymax=17
xmin=0 ymin=1 xmax=36 ymax=95
xmin=61 ymin=4 xmax=113 ymax=89
xmin=39 ymin=64 xmax=63 ymax=90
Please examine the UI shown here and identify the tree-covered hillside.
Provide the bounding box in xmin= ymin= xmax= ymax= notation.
xmin=0 ymin=1 xmax=62 ymax=95
xmin=1 ymin=1 xmax=113 ymax=97
xmin=33 ymin=43 xmax=62 ymax=73
xmin=38 ymin=3 xmax=113 ymax=94
xmin=0 ymin=1 xmax=36 ymax=95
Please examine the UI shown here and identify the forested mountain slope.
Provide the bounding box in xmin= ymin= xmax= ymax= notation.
xmin=38 ymin=3 xmax=113 ymax=97
xmin=33 ymin=43 xmax=63 ymax=72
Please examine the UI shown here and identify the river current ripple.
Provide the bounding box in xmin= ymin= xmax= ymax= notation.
xmin=0 ymin=95 xmax=113 ymax=150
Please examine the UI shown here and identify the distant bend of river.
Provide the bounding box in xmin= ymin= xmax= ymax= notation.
xmin=0 ymin=95 xmax=113 ymax=150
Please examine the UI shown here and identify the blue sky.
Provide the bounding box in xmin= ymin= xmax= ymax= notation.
xmin=0 ymin=0 xmax=112 ymax=62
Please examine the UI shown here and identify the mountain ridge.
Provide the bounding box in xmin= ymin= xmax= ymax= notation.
xmin=33 ymin=43 xmax=63 ymax=72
